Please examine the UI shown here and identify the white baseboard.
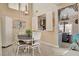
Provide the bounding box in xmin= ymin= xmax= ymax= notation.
xmin=40 ymin=41 xmax=59 ymax=48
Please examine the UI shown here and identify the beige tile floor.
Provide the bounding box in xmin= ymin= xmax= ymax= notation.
xmin=61 ymin=42 xmax=71 ymax=48
xmin=2 ymin=42 xmax=79 ymax=56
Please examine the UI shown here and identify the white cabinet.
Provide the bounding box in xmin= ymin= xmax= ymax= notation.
xmin=1 ymin=16 xmax=13 ymax=47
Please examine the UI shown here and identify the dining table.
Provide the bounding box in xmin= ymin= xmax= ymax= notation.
xmin=18 ymin=35 xmax=32 ymax=45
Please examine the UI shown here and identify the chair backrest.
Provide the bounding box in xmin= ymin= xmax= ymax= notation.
xmin=17 ymin=35 xmax=27 ymax=45
xmin=32 ymin=31 xmax=41 ymax=45
xmin=32 ymin=31 xmax=41 ymax=40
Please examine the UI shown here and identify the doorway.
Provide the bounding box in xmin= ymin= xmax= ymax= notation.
xmin=58 ymin=21 xmax=72 ymax=48
xmin=58 ymin=4 xmax=78 ymax=48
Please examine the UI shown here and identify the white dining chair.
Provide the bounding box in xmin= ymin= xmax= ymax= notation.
xmin=16 ymin=35 xmax=29 ymax=55
xmin=28 ymin=31 xmax=41 ymax=56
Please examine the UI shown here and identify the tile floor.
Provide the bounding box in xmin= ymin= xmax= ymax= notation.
xmin=2 ymin=42 xmax=79 ymax=56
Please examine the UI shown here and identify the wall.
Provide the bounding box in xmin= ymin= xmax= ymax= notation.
xmin=0 ymin=3 xmax=77 ymax=48
xmin=32 ymin=3 xmax=79 ymax=47
xmin=32 ymin=3 xmax=59 ymax=47
xmin=0 ymin=18 xmax=2 ymax=55
xmin=0 ymin=3 xmax=32 ymax=42
xmin=77 ymin=4 xmax=79 ymax=33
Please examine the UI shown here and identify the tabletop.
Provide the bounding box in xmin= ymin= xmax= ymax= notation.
xmin=18 ymin=35 xmax=32 ymax=43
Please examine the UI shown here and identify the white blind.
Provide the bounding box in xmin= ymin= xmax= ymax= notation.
xmin=8 ymin=3 xmax=19 ymax=10
xmin=8 ymin=3 xmax=28 ymax=12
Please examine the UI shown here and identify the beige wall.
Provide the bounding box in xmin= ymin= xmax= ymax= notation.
xmin=0 ymin=3 xmax=32 ymax=42
xmin=0 ymin=3 xmax=78 ymax=48
xmin=32 ymin=3 xmax=59 ymax=47
xmin=32 ymin=3 xmax=79 ymax=47
xmin=0 ymin=3 xmax=32 ymax=29
xmin=0 ymin=18 xmax=2 ymax=55
xmin=0 ymin=3 xmax=59 ymax=47
xmin=58 ymin=3 xmax=75 ymax=9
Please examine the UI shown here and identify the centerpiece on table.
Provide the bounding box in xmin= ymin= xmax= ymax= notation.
xmin=25 ymin=29 xmax=32 ymax=38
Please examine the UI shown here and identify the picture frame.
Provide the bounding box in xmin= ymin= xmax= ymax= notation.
xmin=13 ymin=20 xmax=26 ymax=29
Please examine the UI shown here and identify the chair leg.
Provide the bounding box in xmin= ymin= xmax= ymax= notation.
xmin=16 ymin=46 xmax=19 ymax=55
xmin=37 ymin=46 xmax=41 ymax=55
xmin=32 ymin=47 xmax=34 ymax=56
xmin=24 ymin=47 xmax=27 ymax=52
xmin=27 ymin=46 xmax=30 ymax=54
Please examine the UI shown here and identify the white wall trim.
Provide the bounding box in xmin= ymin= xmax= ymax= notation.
xmin=40 ymin=41 xmax=59 ymax=48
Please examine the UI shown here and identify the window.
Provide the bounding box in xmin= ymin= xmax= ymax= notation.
xmin=59 ymin=22 xmax=72 ymax=35
xmin=38 ymin=14 xmax=46 ymax=30
xmin=65 ymin=24 xmax=72 ymax=35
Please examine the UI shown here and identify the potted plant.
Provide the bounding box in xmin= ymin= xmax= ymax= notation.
xmin=25 ymin=29 xmax=32 ymax=37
